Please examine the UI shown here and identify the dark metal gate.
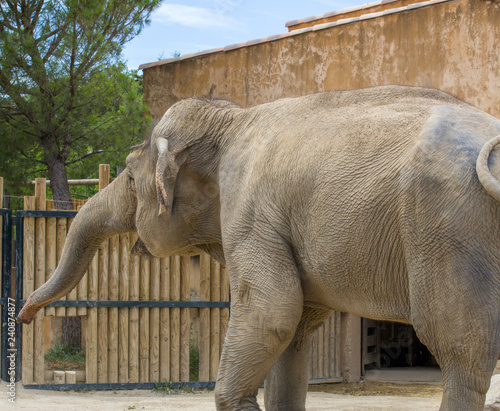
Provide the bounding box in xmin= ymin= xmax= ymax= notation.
xmin=1 ymin=208 xmax=22 ymax=383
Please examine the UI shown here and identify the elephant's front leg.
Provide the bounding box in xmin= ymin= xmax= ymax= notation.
xmin=214 ymin=242 xmax=304 ymax=410
xmin=264 ymin=306 xmax=332 ymax=411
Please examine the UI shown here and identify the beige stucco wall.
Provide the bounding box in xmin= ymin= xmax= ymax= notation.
xmin=142 ymin=0 xmax=500 ymax=120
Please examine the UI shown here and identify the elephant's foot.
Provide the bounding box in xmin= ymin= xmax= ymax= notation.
xmin=439 ymin=366 xmax=494 ymax=411
xmin=215 ymin=387 xmax=261 ymax=410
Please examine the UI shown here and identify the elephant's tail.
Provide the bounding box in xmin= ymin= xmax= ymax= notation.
xmin=476 ymin=135 xmax=500 ymax=203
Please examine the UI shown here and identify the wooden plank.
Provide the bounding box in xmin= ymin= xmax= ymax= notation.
xmin=128 ymin=232 xmax=140 ymax=382
xmin=170 ymin=255 xmax=181 ymax=382
xmin=149 ymin=257 xmax=160 ymax=382
xmin=139 ymin=254 xmax=151 ymax=382
xmin=323 ymin=315 xmax=331 ymax=378
xmin=198 ymin=254 xmax=210 ymax=382
xmin=22 ymin=196 xmax=35 ymax=384
xmin=220 ymin=265 xmax=230 ymax=356
xmin=99 ymin=164 xmax=110 ymax=190
xmin=34 ymin=179 xmax=46 ymax=383
xmin=76 ymin=270 xmax=88 ymax=315
xmin=209 ymin=259 xmax=220 ymax=381
xmin=107 ymin=234 xmax=119 ymax=383
xmin=333 ymin=312 xmax=341 ymax=377
xmin=118 ymin=233 xmax=130 ymax=383
xmin=159 ymin=257 xmax=170 ymax=381
xmin=180 ymin=256 xmax=190 ymax=382
xmin=86 ymin=254 xmax=99 ymax=383
xmin=55 ymin=218 xmax=67 ymax=316
xmin=310 ymin=329 xmax=316 ymax=379
xmin=97 ymin=238 xmax=109 ymax=383
xmin=317 ymin=323 xmax=324 ymax=378
xmin=44 ymin=215 xmax=56 ymax=316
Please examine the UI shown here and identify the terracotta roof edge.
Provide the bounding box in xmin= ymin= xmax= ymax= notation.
xmin=139 ymin=0 xmax=455 ymax=71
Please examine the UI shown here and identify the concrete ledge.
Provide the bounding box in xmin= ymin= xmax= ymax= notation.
xmin=364 ymin=367 xmax=443 ymax=383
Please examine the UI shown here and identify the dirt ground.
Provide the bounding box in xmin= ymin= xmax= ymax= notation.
xmin=3 ymin=381 xmax=443 ymax=411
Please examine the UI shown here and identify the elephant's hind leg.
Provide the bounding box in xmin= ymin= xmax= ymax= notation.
xmin=423 ymin=328 xmax=499 ymax=411
xmin=408 ymin=267 xmax=500 ymax=411
xmin=264 ymin=306 xmax=332 ymax=411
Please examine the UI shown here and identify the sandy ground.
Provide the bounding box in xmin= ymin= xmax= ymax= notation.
xmin=2 ymin=381 xmax=443 ymax=411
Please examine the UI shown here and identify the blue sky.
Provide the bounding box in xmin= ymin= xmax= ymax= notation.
xmin=122 ymin=0 xmax=365 ymax=71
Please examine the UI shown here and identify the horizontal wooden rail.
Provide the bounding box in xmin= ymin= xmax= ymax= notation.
xmin=30 ymin=179 xmax=115 ymax=186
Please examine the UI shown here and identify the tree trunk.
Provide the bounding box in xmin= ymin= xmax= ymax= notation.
xmin=47 ymin=156 xmax=72 ymax=210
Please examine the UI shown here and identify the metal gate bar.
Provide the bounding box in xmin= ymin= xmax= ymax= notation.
xmin=0 ymin=208 xmax=20 ymax=382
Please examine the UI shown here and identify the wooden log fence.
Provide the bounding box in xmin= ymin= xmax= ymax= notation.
xmin=1 ymin=166 xmax=342 ymax=387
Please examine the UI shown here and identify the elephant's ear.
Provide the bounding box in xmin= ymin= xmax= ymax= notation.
xmin=155 ymin=138 xmax=186 ymax=218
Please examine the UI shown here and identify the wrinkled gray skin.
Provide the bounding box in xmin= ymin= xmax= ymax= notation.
xmin=18 ymin=86 xmax=500 ymax=410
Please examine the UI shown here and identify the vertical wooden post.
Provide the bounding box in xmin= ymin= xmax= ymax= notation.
xmin=139 ymin=254 xmax=150 ymax=381
xmin=128 ymin=232 xmax=140 ymax=382
xmin=198 ymin=254 xmax=210 ymax=382
xmin=97 ymin=169 xmax=110 ymax=382
xmin=149 ymin=257 xmax=160 ymax=382
xmin=340 ymin=313 xmax=362 ymax=382
xmin=180 ymin=256 xmax=190 ymax=382
xmin=99 ymin=164 xmax=110 ymax=190
xmin=220 ymin=266 xmax=229 ymax=357
xmin=317 ymin=323 xmax=324 ymax=378
xmin=22 ymin=196 xmax=35 ymax=384
xmin=34 ymin=179 xmax=46 ymax=383
xmin=97 ymin=237 xmax=109 ymax=383
xmin=44 ymin=214 xmax=56 ymax=317
xmin=323 ymin=316 xmax=331 ymax=378
xmin=108 ymin=234 xmax=119 ymax=383
xmin=333 ymin=312 xmax=342 ymax=378
xmin=159 ymin=257 xmax=170 ymax=381
xmin=86 ymin=253 xmax=99 ymax=383
xmin=209 ymin=259 xmax=221 ymax=381
xmin=170 ymin=255 xmax=181 ymax=381
xmin=118 ymin=233 xmax=130 ymax=382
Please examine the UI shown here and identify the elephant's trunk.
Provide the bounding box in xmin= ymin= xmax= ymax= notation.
xmin=477 ymin=135 xmax=500 ymax=203
xmin=17 ymin=172 xmax=136 ymax=324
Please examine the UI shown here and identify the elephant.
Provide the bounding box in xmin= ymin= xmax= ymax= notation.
xmin=18 ymin=85 xmax=500 ymax=411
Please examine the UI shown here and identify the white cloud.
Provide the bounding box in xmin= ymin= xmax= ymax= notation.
xmin=153 ymin=3 xmax=238 ymax=29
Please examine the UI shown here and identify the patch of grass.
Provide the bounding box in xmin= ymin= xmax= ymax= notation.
xmin=189 ymin=334 xmax=200 ymax=382
xmin=153 ymin=379 xmax=180 ymax=395
xmin=44 ymin=340 xmax=86 ymax=371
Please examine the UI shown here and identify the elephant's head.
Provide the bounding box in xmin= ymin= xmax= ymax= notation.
xmin=17 ymin=98 xmax=239 ymax=323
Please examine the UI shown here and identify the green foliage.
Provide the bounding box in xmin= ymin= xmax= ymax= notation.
xmin=153 ymin=379 xmax=179 ymax=395
xmin=190 ymin=333 xmax=200 ymax=382
xmin=44 ymin=339 xmax=86 ymax=370
xmin=0 ymin=0 xmax=159 ymax=205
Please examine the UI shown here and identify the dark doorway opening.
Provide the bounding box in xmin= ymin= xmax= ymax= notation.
xmin=362 ymin=319 xmax=439 ymax=374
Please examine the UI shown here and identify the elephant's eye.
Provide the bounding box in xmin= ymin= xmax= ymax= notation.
xmin=128 ymin=173 xmax=136 ymax=190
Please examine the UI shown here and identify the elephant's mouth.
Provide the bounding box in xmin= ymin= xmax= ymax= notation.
xmin=130 ymin=237 xmax=153 ymax=257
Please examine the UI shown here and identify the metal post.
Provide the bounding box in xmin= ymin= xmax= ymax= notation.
xmin=15 ymin=215 xmax=23 ymax=381
xmin=1 ymin=210 xmax=13 ymax=382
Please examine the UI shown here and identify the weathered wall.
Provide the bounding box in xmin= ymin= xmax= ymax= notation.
xmin=142 ymin=0 xmax=500 ymax=120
